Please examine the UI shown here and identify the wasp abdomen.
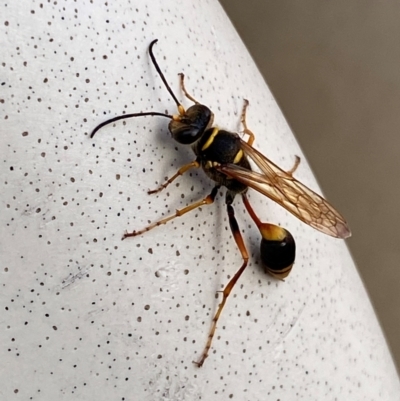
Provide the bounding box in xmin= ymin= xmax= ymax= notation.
xmin=260 ymin=227 xmax=295 ymax=280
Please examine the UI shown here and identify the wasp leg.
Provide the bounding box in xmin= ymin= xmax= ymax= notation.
xmin=148 ymin=160 xmax=200 ymax=194
xmin=194 ymin=193 xmax=249 ymax=367
xmin=178 ymin=73 xmax=200 ymax=104
xmin=240 ymin=99 xmax=255 ymax=146
xmin=123 ymin=185 xmax=220 ymax=239
xmin=240 ymin=99 xmax=300 ymax=177
xmin=286 ymin=155 xmax=301 ymax=177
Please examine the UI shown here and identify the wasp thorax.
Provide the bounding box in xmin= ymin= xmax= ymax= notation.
xmin=169 ymin=104 xmax=213 ymax=145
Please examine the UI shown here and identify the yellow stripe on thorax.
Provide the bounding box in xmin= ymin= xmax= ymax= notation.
xmin=233 ymin=149 xmax=243 ymax=164
xmin=201 ymin=127 xmax=219 ymax=151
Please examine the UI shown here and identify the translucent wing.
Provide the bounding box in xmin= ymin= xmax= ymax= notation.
xmin=217 ymin=140 xmax=351 ymax=239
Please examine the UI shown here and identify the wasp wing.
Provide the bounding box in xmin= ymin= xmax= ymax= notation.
xmin=217 ymin=140 xmax=351 ymax=239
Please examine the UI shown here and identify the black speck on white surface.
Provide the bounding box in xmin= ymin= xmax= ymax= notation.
xmin=1 ymin=1 xmax=398 ymax=400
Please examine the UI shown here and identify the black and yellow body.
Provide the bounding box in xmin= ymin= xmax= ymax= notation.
xmin=192 ymin=126 xmax=296 ymax=281
xmin=193 ymin=126 xmax=296 ymax=281
xmin=194 ymin=127 xmax=250 ymax=194
xmin=259 ymin=226 xmax=295 ymax=279
xmin=90 ymin=39 xmax=350 ymax=368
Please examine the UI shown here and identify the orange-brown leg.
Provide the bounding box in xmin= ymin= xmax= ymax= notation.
xmin=123 ymin=185 xmax=219 ymax=239
xmin=178 ymin=73 xmax=200 ymax=104
xmin=194 ymin=198 xmax=249 ymax=367
xmin=240 ymin=99 xmax=255 ymax=146
xmin=240 ymin=99 xmax=301 ymax=175
xmin=148 ymin=160 xmax=200 ymax=194
xmin=286 ymin=155 xmax=301 ymax=176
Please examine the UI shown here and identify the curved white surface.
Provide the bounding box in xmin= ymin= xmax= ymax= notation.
xmin=1 ymin=1 xmax=399 ymax=400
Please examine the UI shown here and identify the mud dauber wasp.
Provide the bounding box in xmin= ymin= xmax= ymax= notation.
xmin=91 ymin=39 xmax=351 ymax=367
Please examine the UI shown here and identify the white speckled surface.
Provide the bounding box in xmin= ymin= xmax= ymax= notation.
xmin=1 ymin=1 xmax=399 ymax=400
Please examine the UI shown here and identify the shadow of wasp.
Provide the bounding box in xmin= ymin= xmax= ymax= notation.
xmin=90 ymin=39 xmax=351 ymax=367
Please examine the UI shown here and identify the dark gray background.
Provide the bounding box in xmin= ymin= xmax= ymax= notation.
xmin=221 ymin=0 xmax=400 ymax=372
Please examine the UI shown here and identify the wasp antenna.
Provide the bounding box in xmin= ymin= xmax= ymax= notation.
xmin=90 ymin=111 xmax=173 ymax=138
xmin=149 ymin=39 xmax=182 ymax=109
